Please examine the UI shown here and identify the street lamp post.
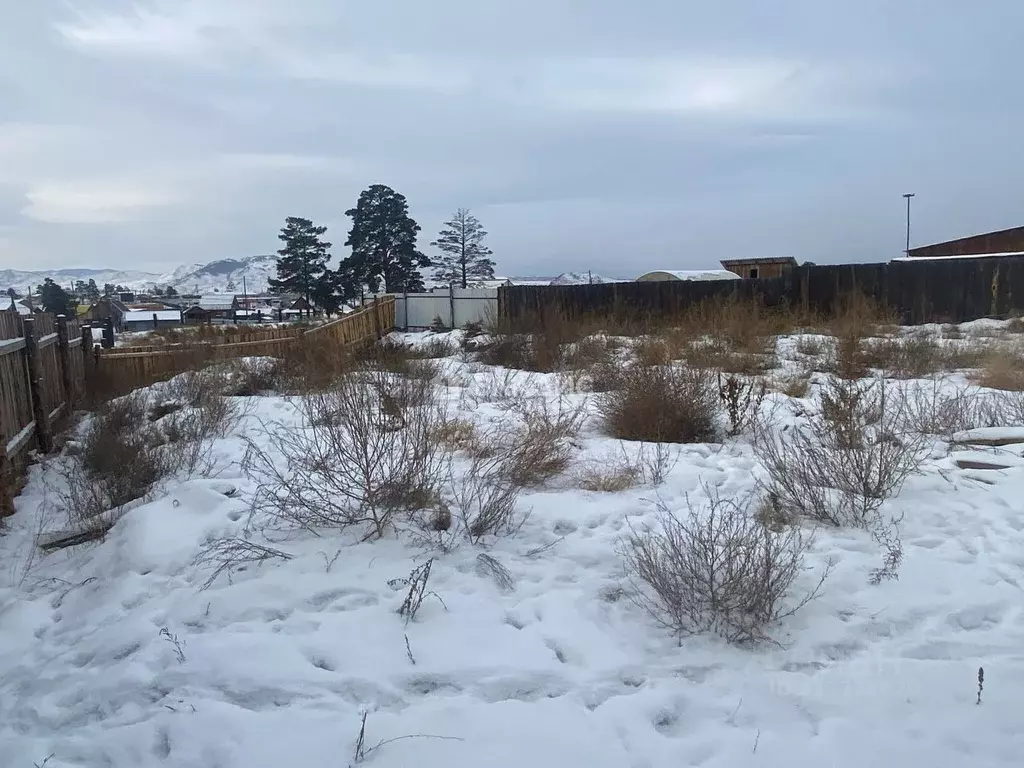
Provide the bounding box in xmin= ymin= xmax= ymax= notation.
xmin=903 ymin=193 xmax=915 ymax=256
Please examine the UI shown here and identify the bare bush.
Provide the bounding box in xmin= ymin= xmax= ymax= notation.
xmin=600 ymin=363 xmax=720 ymax=443
xmin=449 ymin=455 xmax=526 ymax=544
xmin=58 ymin=393 xmax=169 ymax=527
xmin=718 ymin=372 xmax=767 ymax=437
xmin=574 ymin=442 xmax=680 ymax=492
xmin=244 ymin=367 xmax=452 ymax=540
xmin=193 ymin=537 xmax=293 ymax=589
xmin=898 ymin=378 xmax=999 ymax=439
xmin=861 ymin=336 xmax=948 ymax=379
xmin=973 ymin=348 xmax=1024 ymax=391
xmin=475 ymin=553 xmax=515 ymax=592
xmin=753 ymin=376 xmax=924 ymax=578
xmin=468 ymin=397 xmax=585 ymax=488
xmin=623 ymin=490 xmax=828 ymax=645
xmin=773 ymin=371 xmax=812 ymax=399
xmin=462 ymin=367 xmax=536 ymax=409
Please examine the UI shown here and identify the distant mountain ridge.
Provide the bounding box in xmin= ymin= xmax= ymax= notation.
xmin=1 ymin=260 xmax=624 ymax=298
xmin=0 ymin=255 xmax=279 ymax=296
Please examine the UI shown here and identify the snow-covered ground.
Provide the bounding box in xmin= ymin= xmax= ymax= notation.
xmin=2 ymin=330 xmax=1024 ymax=767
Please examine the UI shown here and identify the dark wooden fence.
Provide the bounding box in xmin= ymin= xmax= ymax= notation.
xmin=1 ymin=311 xmax=89 ymax=516
xmin=499 ymin=256 xmax=1024 ymax=328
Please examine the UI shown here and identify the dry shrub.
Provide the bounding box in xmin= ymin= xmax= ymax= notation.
xmin=474 ymin=334 xmax=537 ymax=370
xmin=826 ymin=294 xmax=896 ymax=380
xmin=795 ymin=335 xmax=827 ymax=358
xmin=277 ymin=335 xmax=355 ymax=393
xmin=223 ymin=358 xmax=285 ymax=396
xmin=192 ymin=537 xmax=293 ymax=589
xmin=623 ymin=490 xmax=828 ymax=645
xmin=942 ymin=341 xmax=991 ymax=371
xmin=600 ymin=364 xmax=719 ymax=443
xmin=244 ymin=367 xmax=452 ymax=540
xmin=897 ymin=378 xmax=999 ymax=439
xmin=754 ymin=377 xmax=924 ymax=579
xmin=774 ymin=371 xmax=812 ymax=399
xmin=717 ymin=372 xmax=767 ymax=437
xmin=431 ymin=417 xmax=478 ymax=452
xmin=973 ymin=348 xmax=1024 ymax=391
xmin=574 ymin=442 xmax=680 ymax=492
xmin=560 ymin=336 xmax=619 ymax=391
xmin=468 ymin=397 xmax=586 ymax=487
xmin=408 ymin=338 xmax=458 ymax=359
xmin=448 ymin=456 xmax=526 ymax=544
xmin=861 ymin=336 xmax=949 ymax=379
xmin=462 ymin=367 xmax=536 ymax=409
xmin=634 ymin=336 xmax=673 ymax=367
xmin=684 ymin=299 xmax=795 ymax=355
xmin=61 ymin=393 xmax=169 ymax=525
xmin=684 ymin=339 xmax=778 ymax=375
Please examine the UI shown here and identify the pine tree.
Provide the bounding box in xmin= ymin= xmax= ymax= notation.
xmin=164 ymin=285 xmax=179 ymax=298
xmin=268 ymin=216 xmax=331 ymax=315
xmin=343 ymin=184 xmax=429 ymax=293
xmin=40 ymin=278 xmax=75 ymax=316
xmin=431 ymin=208 xmax=496 ymax=288
xmin=103 ymin=283 xmax=116 ymax=297
xmin=85 ymin=279 xmax=100 ymax=303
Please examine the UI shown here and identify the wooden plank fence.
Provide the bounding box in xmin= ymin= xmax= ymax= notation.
xmin=0 ymin=297 xmax=395 ymax=517
xmin=92 ymin=296 xmax=397 ymax=398
xmin=1 ymin=310 xmax=88 ymax=516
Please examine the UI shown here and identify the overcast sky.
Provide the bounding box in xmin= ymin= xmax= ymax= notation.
xmin=2 ymin=2 xmax=1023 ymax=277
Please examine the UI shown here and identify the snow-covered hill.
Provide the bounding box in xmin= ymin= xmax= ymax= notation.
xmin=0 ymin=255 xmax=279 ymax=296
xmin=2 ymin=261 xmax=625 ymax=298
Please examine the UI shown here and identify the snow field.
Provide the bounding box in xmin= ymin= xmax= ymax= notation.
xmin=2 ymin=329 xmax=1024 ymax=767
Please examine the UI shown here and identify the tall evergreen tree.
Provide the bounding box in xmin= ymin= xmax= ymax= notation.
xmin=40 ymin=278 xmax=75 ymax=316
xmin=85 ymin=279 xmax=100 ymax=303
xmin=342 ymin=184 xmax=429 ymax=293
xmin=268 ymin=216 xmax=331 ymax=314
xmin=430 ymin=208 xmax=496 ymax=288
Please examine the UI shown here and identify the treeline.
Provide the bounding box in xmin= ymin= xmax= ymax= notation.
xmin=270 ymin=184 xmax=497 ymax=314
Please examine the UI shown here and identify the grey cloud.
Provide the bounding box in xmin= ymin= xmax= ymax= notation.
xmin=1 ymin=1 xmax=1023 ymax=274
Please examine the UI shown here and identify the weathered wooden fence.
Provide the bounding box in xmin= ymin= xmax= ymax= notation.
xmin=499 ymin=256 xmax=1024 ymax=328
xmin=93 ymin=297 xmax=396 ymax=396
xmin=1 ymin=311 xmax=89 ymax=516
xmin=0 ymin=298 xmax=396 ymax=517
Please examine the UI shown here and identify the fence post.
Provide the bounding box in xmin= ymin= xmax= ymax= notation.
xmin=371 ymin=296 xmax=382 ymax=339
xmin=56 ymin=314 xmax=74 ymax=414
xmin=22 ymin=316 xmax=52 ymax=453
xmin=449 ymin=283 xmax=456 ymax=330
xmin=102 ymin=317 xmax=115 ymax=348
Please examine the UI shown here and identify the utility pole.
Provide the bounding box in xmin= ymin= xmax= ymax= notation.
xmin=903 ymin=193 xmax=915 ymax=256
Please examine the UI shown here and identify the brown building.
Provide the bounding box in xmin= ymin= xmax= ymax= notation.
xmin=907 ymin=226 xmax=1024 ymax=258
xmin=720 ymin=257 xmax=797 ymax=280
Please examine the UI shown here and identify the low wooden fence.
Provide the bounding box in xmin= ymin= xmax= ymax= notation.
xmin=94 ymin=297 xmax=396 ymax=396
xmin=1 ymin=311 xmax=89 ymax=516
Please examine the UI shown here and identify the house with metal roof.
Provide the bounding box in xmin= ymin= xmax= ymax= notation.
xmin=197 ymin=294 xmax=238 ymax=320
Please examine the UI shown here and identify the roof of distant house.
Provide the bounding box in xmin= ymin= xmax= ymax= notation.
xmin=719 ymin=257 xmax=798 ymax=267
xmin=122 ymin=310 xmax=182 ymax=323
xmin=199 ymin=295 xmax=237 ymax=310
